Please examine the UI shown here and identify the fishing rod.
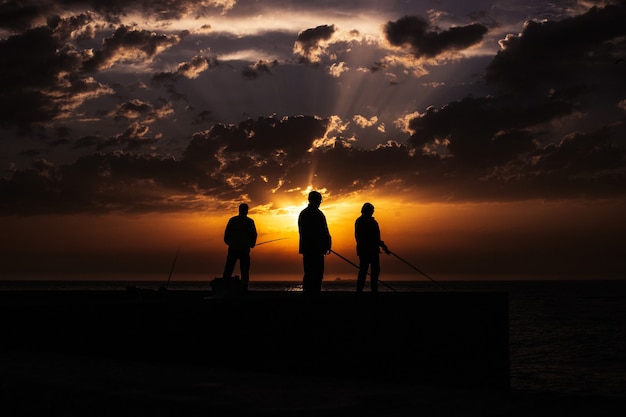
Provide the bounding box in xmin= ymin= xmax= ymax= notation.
xmin=388 ymin=250 xmax=448 ymax=291
xmin=329 ymin=249 xmax=397 ymax=292
xmin=161 ymin=247 xmax=181 ymax=291
xmin=255 ymin=237 xmax=289 ymax=246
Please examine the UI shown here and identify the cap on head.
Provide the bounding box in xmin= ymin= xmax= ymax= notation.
xmin=308 ymin=191 xmax=322 ymax=204
xmin=361 ymin=202 xmax=374 ymax=215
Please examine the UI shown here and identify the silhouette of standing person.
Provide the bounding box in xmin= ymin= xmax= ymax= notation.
xmin=298 ymin=191 xmax=332 ymax=293
xmin=355 ymin=202 xmax=389 ymax=293
xmin=222 ymin=203 xmax=257 ymax=291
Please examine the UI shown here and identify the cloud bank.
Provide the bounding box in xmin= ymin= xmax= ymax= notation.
xmin=1 ymin=1 xmax=625 ymax=215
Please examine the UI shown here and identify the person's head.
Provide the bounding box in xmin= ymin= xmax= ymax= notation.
xmin=238 ymin=203 xmax=249 ymax=215
xmin=361 ymin=202 xmax=374 ymax=216
xmin=308 ymin=191 xmax=322 ymax=206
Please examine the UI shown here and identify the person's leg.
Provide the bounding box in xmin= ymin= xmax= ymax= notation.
xmin=303 ymin=253 xmax=324 ymax=293
xmin=222 ymin=248 xmax=237 ymax=278
xmin=314 ymin=254 xmax=324 ymax=292
xmin=302 ymin=254 xmax=313 ymax=292
xmin=357 ymin=256 xmax=369 ymax=292
xmin=240 ymin=250 xmax=251 ymax=290
xmin=370 ymin=255 xmax=381 ymax=292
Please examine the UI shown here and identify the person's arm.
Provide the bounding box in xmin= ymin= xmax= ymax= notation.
xmin=326 ymin=233 xmax=332 ymax=254
xmin=323 ymin=214 xmax=332 ymax=254
xmin=376 ymin=221 xmax=390 ymax=254
xmin=250 ymin=219 xmax=257 ymax=248
xmin=380 ymin=240 xmax=390 ymax=254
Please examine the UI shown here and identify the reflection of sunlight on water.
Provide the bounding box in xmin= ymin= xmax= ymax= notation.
xmin=284 ymin=284 xmax=302 ymax=291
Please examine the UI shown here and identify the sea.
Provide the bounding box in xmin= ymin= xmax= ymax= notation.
xmin=1 ymin=278 xmax=625 ymax=399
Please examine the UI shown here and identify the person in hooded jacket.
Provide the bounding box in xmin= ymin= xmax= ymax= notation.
xmin=355 ymin=202 xmax=390 ymax=293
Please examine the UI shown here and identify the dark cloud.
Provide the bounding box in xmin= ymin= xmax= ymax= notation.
xmin=482 ymin=124 xmax=626 ymax=201
xmin=178 ymin=55 xmax=219 ymax=77
xmin=0 ymin=116 xmax=328 ymax=214
xmin=0 ymin=0 xmax=234 ymax=30
xmin=369 ymin=61 xmax=386 ymax=72
xmin=114 ymin=100 xmax=153 ymax=121
xmin=384 ymin=15 xmax=488 ymax=58
xmin=296 ymin=24 xmax=336 ymax=46
xmin=50 ymin=138 xmax=71 ymax=147
xmin=0 ymin=25 xmax=82 ymax=128
xmin=0 ymin=15 xmax=121 ymax=130
xmin=84 ymin=0 xmax=234 ymax=20
xmin=301 ymin=140 xmax=424 ymax=193
xmin=19 ymin=149 xmax=44 ymax=158
xmin=0 ymin=1 xmax=51 ymax=31
xmin=192 ymin=110 xmax=213 ymax=125
xmin=71 ymin=123 xmax=156 ymax=151
xmin=0 ymin=13 xmax=189 ymax=132
xmin=294 ymin=24 xmax=336 ymax=62
xmin=1 ymin=2 xmax=626 ymax=216
xmin=485 ymin=3 xmax=626 ymax=92
xmin=151 ymin=55 xmax=220 ymax=102
xmin=407 ymin=95 xmax=573 ymax=168
xmin=394 ymin=3 xmax=626 ymax=200
xmin=3 ymin=103 xmax=625 ymax=215
xmin=153 ymin=55 xmax=220 ymax=85
xmin=48 ymin=12 xmax=95 ymax=41
xmin=534 ymin=127 xmax=625 ymax=176
xmin=114 ymin=123 xmax=155 ymax=149
xmin=73 ymin=135 xmax=108 ymax=150
xmin=82 ymin=26 xmax=181 ymax=72
xmin=0 ymin=152 xmax=186 ymax=215
xmin=151 ymin=71 xmax=179 ymax=86
xmin=241 ymin=60 xmax=277 ymax=79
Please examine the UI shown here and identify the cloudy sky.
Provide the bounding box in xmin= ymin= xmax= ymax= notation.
xmin=1 ymin=0 xmax=625 ymax=282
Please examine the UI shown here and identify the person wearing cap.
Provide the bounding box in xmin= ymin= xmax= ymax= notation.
xmin=298 ymin=191 xmax=332 ymax=293
xmin=355 ymin=202 xmax=390 ymax=293
xmin=222 ymin=203 xmax=257 ymax=291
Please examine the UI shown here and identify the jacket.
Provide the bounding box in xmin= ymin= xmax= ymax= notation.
xmin=298 ymin=205 xmax=331 ymax=254
xmin=224 ymin=215 xmax=257 ymax=251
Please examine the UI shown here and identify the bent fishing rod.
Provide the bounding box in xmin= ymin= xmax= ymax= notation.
xmin=329 ymin=249 xmax=397 ymax=292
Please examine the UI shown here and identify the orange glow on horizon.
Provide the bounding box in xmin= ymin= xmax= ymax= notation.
xmin=3 ymin=197 xmax=625 ymax=281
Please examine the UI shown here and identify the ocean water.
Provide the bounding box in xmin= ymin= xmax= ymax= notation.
xmin=1 ymin=278 xmax=625 ymax=398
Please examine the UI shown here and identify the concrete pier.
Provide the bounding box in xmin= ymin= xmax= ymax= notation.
xmin=1 ymin=290 xmax=509 ymax=390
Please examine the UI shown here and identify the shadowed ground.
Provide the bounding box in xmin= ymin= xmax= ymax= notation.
xmin=1 ymin=350 xmax=624 ymax=416
xmin=1 ymin=290 xmax=624 ymax=415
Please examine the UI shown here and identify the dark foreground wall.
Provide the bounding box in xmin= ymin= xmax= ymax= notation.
xmin=0 ymin=290 xmax=509 ymax=390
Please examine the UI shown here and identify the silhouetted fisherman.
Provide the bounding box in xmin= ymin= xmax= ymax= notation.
xmin=298 ymin=191 xmax=332 ymax=293
xmin=355 ymin=202 xmax=390 ymax=293
xmin=222 ymin=203 xmax=257 ymax=291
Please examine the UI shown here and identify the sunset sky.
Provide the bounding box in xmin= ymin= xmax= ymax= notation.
xmin=1 ymin=0 xmax=625 ymax=283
